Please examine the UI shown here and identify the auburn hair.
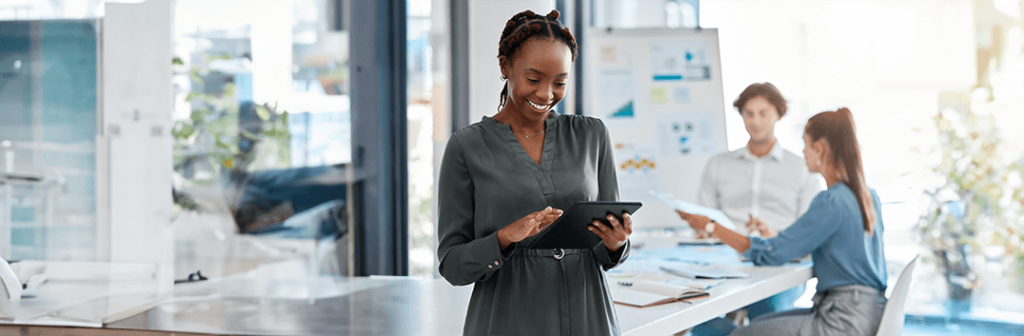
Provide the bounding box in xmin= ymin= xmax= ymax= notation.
xmin=496 ymin=9 xmax=578 ymax=111
xmin=804 ymin=108 xmax=876 ymax=234
xmin=733 ymin=82 xmax=788 ymax=118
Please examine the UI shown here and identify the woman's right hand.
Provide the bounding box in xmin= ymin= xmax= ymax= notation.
xmin=497 ymin=206 xmax=563 ymax=250
xmin=676 ymin=210 xmax=713 ymax=237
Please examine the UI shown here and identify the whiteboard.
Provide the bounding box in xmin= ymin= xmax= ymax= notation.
xmin=583 ymin=28 xmax=728 ymax=229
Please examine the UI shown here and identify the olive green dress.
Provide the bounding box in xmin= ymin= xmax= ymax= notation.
xmin=437 ymin=111 xmax=629 ymax=336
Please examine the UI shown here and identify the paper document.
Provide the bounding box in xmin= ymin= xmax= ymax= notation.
xmin=614 ymin=280 xmax=709 ymax=308
xmin=649 ymin=190 xmax=735 ymax=229
xmin=677 ymin=237 xmax=723 ymax=246
xmin=660 ymin=261 xmax=750 ymax=279
xmin=664 ymin=277 xmax=726 ymax=290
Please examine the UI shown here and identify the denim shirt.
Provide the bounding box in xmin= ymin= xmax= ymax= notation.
xmin=743 ymin=182 xmax=887 ymax=293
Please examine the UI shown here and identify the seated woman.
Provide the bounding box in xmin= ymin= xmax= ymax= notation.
xmin=686 ymin=83 xmax=822 ymax=336
xmin=677 ymin=108 xmax=887 ymax=336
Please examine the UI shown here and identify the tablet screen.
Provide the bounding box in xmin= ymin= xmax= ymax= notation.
xmin=527 ymin=201 xmax=642 ymax=249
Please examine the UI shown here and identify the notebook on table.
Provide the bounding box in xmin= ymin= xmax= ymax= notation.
xmin=613 ymin=280 xmax=710 ymax=308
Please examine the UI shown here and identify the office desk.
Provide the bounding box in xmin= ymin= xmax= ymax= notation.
xmin=609 ymin=244 xmax=813 ymax=335
xmin=6 ymin=246 xmax=811 ymax=335
xmin=0 ymin=262 xmax=164 ymax=328
xmin=106 ymin=276 xmax=472 ymax=335
xmin=616 ymin=262 xmax=812 ymax=335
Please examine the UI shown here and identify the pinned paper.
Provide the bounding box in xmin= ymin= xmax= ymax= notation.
xmin=674 ymin=87 xmax=691 ymax=103
xmin=600 ymin=45 xmax=617 ymax=63
xmin=654 ymin=111 xmax=718 ymax=156
xmin=596 ymin=68 xmax=640 ymax=123
xmin=651 ymin=41 xmax=713 ymax=81
xmin=614 ymin=142 xmax=661 ymax=195
xmin=650 ymin=87 xmax=668 ymax=104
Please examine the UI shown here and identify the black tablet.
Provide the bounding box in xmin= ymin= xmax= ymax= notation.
xmin=527 ymin=201 xmax=642 ymax=249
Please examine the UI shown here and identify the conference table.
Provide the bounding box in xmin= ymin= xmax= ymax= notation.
xmin=0 ymin=244 xmax=812 ymax=335
xmin=615 ymin=251 xmax=812 ymax=335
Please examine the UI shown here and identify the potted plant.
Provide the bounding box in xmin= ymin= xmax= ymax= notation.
xmin=919 ymin=95 xmax=1024 ymax=313
xmin=919 ymin=105 xmax=1000 ymax=313
xmin=170 ymin=56 xmax=291 ymax=212
xmin=994 ymin=161 xmax=1024 ymax=293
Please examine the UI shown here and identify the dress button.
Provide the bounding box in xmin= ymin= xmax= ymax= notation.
xmin=494 ymin=261 xmax=499 ymax=265
xmin=488 ymin=265 xmax=493 ymax=269
xmin=768 ymin=246 xmax=773 ymax=251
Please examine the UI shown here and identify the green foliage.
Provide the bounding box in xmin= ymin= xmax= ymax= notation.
xmin=920 ymin=104 xmax=1024 ymax=289
xmin=171 ymin=62 xmax=291 ymax=185
xmin=920 ymin=108 xmax=1001 ymax=250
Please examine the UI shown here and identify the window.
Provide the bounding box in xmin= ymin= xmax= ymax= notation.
xmin=591 ymin=0 xmax=699 ymax=29
xmin=0 ymin=2 xmax=102 ymax=261
xmin=702 ymin=0 xmax=1023 ymax=332
xmin=406 ymin=0 xmax=451 ymax=277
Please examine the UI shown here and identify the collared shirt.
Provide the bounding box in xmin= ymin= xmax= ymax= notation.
xmin=697 ymin=141 xmax=823 ymax=235
xmin=744 ymin=183 xmax=888 ymax=294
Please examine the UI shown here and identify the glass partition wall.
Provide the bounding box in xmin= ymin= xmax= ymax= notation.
xmin=171 ymin=0 xmax=352 ymax=278
xmin=0 ymin=17 xmax=100 ymax=262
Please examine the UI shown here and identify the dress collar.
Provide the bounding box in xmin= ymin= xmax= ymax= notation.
xmin=483 ymin=110 xmax=561 ymax=129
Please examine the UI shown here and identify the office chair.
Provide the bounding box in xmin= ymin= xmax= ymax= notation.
xmin=875 ymin=254 xmax=919 ymax=336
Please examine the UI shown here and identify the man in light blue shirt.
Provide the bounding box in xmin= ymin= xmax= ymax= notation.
xmin=697 ymin=82 xmax=822 ymax=237
xmin=698 ymin=139 xmax=823 ymax=236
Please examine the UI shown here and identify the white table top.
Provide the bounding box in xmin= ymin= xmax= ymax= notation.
xmin=109 ymin=275 xmax=473 ymax=335
xmin=5 ymin=245 xmax=812 ymax=335
xmin=610 ymin=243 xmax=813 ymax=335
xmin=616 ymin=261 xmax=812 ymax=335
xmin=1 ymin=261 xmax=164 ymax=328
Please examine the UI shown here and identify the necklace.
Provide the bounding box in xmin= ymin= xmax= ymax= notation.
xmin=514 ymin=130 xmax=544 ymax=138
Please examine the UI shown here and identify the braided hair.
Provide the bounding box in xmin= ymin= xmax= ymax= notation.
xmin=497 ymin=9 xmax=578 ymax=111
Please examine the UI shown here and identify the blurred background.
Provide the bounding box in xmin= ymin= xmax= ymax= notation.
xmin=1 ymin=0 xmax=1022 ymax=334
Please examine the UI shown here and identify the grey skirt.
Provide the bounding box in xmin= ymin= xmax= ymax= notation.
xmin=806 ymin=284 xmax=888 ymax=336
xmin=732 ymin=284 xmax=887 ymax=336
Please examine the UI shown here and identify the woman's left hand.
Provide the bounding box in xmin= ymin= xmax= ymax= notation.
xmin=590 ymin=212 xmax=633 ymax=252
xmin=676 ymin=210 xmax=713 ymax=233
xmin=746 ymin=215 xmax=776 ymax=238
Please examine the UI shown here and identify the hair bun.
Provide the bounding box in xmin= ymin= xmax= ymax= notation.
xmin=547 ymin=9 xmax=560 ymax=19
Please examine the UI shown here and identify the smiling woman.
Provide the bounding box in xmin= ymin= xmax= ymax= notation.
xmin=436 ymin=9 xmax=634 ymax=336
xmin=494 ymin=38 xmax=572 ymax=164
xmin=493 ymin=11 xmax=577 ymax=164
